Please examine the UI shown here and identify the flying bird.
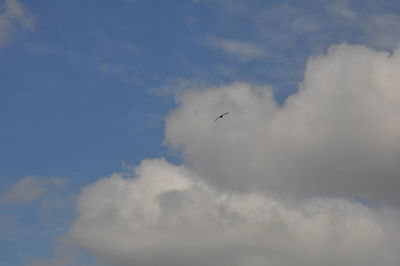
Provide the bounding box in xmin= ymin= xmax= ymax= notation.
xmin=214 ymin=112 xmax=229 ymax=121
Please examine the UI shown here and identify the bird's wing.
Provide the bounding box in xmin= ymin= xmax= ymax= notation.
xmin=215 ymin=112 xmax=229 ymax=121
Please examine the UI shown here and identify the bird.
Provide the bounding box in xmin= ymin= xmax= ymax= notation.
xmin=214 ymin=112 xmax=229 ymax=121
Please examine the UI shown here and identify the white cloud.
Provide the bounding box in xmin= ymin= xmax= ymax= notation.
xmin=0 ymin=0 xmax=36 ymax=47
xmin=1 ymin=176 xmax=68 ymax=204
xmin=70 ymin=158 xmax=400 ymax=266
xmin=67 ymin=44 xmax=400 ymax=265
xmin=206 ymin=37 xmax=269 ymax=62
xmin=165 ymin=44 xmax=400 ymax=205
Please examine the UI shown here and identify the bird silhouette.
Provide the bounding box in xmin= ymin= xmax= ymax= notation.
xmin=214 ymin=112 xmax=229 ymax=121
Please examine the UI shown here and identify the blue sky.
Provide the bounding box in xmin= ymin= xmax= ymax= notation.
xmin=2 ymin=0 xmax=400 ymax=265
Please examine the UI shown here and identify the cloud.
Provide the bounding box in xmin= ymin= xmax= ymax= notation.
xmin=69 ymin=158 xmax=400 ymax=266
xmin=1 ymin=176 xmax=68 ymax=204
xmin=1 ymin=176 xmax=74 ymax=266
xmin=206 ymin=37 xmax=269 ymax=62
xmin=204 ymin=1 xmax=400 ymax=52
xmin=165 ymin=44 xmax=400 ymax=205
xmin=327 ymin=1 xmax=359 ymax=22
xmin=0 ymin=0 xmax=36 ymax=48
xmin=67 ymin=44 xmax=400 ymax=265
xmin=328 ymin=1 xmax=400 ymax=50
xmin=361 ymin=14 xmax=400 ymax=50
xmin=28 ymin=237 xmax=83 ymax=266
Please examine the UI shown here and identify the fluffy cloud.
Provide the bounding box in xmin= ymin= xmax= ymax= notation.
xmin=0 ymin=0 xmax=35 ymax=47
xmin=69 ymin=44 xmax=400 ymax=265
xmin=70 ymin=158 xmax=400 ymax=266
xmin=166 ymin=44 xmax=400 ymax=205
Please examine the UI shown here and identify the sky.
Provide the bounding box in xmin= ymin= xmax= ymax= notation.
xmin=1 ymin=0 xmax=400 ymax=265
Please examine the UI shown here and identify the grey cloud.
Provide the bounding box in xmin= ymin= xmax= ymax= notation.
xmin=67 ymin=43 xmax=400 ymax=265
xmin=165 ymin=44 xmax=400 ymax=205
xmin=70 ymin=158 xmax=400 ymax=266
